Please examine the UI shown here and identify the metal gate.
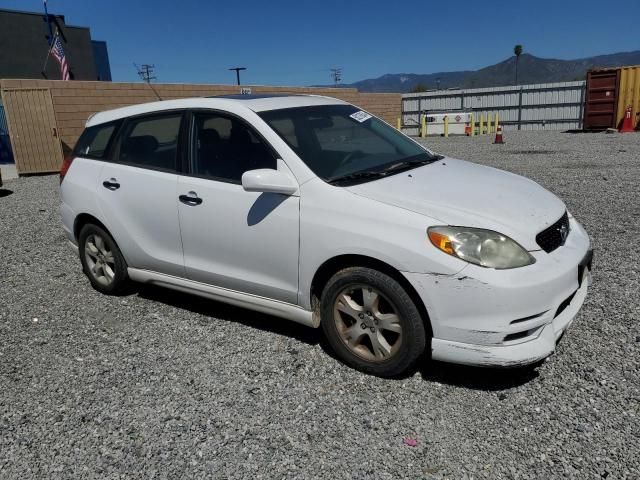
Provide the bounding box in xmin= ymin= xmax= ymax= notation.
xmin=1 ymin=88 xmax=63 ymax=174
xmin=0 ymin=102 xmax=14 ymax=164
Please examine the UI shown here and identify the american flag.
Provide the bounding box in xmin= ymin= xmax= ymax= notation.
xmin=50 ymin=33 xmax=70 ymax=80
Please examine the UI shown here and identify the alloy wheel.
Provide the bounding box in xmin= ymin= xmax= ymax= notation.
xmin=84 ymin=233 xmax=116 ymax=287
xmin=333 ymin=285 xmax=403 ymax=362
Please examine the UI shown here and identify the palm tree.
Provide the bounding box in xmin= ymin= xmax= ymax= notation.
xmin=514 ymin=45 xmax=523 ymax=85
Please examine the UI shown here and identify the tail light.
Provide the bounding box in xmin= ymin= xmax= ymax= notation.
xmin=60 ymin=155 xmax=74 ymax=184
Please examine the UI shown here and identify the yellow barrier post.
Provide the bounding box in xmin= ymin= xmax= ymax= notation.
xmin=495 ymin=112 xmax=500 ymax=134
xmin=487 ymin=113 xmax=493 ymax=134
xmin=397 ymin=118 xmax=401 ymax=130
xmin=479 ymin=114 xmax=485 ymax=135
xmin=444 ymin=115 xmax=449 ymax=137
xmin=420 ymin=115 xmax=427 ymax=138
xmin=470 ymin=113 xmax=475 ymax=137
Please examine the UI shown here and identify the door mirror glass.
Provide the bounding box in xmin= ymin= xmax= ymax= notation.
xmin=241 ymin=169 xmax=298 ymax=195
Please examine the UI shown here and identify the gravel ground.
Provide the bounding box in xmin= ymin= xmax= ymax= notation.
xmin=1 ymin=130 xmax=639 ymax=479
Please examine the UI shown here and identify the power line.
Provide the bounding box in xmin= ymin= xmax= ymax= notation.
xmin=134 ymin=63 xmax=156 ymax=83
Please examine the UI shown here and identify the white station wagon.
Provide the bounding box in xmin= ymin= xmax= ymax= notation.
xmin=60 ymin=94 xmax=593 ymax=377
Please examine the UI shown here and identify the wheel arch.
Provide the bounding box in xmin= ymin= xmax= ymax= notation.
xmin=73 ymin=214 xmax=128 ymax=265
xmin=73 ymin=213 xmax=111 ymax=241
xmin=310 ymin=254 xmax=432 ymax=336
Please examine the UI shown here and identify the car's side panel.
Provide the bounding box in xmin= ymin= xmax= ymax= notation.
xmin=127 ymin=267 xmax=316 ymax=327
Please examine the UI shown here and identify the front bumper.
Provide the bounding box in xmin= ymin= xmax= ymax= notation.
xmin=403 ymin=217 xmax=592 ymax=367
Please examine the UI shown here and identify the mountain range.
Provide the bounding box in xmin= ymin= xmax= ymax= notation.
xmin=330 ymin=51 xmax=640 ymax=92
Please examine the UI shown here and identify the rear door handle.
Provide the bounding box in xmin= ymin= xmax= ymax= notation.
xmin=102 ymin=178 xmax=120 ymax=191
xmin=179 ymin=191 xmax=203 ymax=206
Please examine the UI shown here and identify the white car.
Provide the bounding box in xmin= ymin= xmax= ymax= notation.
xmin=60 ymin=94 xmax=592 ymax=377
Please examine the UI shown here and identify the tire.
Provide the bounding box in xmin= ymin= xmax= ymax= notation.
xmin=78 ymin=223 xmax=128 ymax=295
xmin=320 ymin=267 xmax=427 ymax=377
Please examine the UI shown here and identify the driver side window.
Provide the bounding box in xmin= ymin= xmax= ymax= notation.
xmin=192 ymin=112 xmax=277 ymax=184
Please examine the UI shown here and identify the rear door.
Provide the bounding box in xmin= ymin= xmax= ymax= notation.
xmin=95 ymin=111 xmax=186 ymax=277
xmin=176 ymin=110 xmax=300 ymax=303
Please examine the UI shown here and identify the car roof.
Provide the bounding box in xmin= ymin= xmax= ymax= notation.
xmin=86 ymin=94 xmax=349 ymax=127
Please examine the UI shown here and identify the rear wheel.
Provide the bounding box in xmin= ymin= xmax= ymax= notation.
xmin=320 ymin=267 xmax=427 ymax=377
xmin=78 ymin=224 xmax=128 ymax=294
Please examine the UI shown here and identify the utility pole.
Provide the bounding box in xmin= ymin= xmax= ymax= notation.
xmin=135 ymin=63 xmax=156 ymax=83
xmin=330 ymin=68 xmax=342 ymax=87
xmin=229 ymin=67 xmax=246 ymax=85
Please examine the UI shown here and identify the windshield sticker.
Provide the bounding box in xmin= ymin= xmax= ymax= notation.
xmin=349 ymin=110 xmax=372 ymax=123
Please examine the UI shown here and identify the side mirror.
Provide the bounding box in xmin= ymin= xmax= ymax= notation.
xmin=242 ymin=169 xmax=298 ymax=196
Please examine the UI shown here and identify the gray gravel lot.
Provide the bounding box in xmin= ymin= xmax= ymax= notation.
xmin=1 ymin=130 xmax=639 ymax=479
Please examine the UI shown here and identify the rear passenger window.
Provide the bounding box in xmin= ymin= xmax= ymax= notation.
xmin=118 ymin=114 xmax=182 ymax=172
xmin=74 ymin=122 xmax=119 ymax=159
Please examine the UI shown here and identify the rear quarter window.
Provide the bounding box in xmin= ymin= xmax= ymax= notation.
xmin=74 ymin=121 xmax=120 ymax=159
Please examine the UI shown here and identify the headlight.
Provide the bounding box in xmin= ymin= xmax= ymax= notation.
xmin=428 ymin=226 xmax=535 ymax=269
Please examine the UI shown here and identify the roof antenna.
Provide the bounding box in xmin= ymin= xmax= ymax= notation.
xmin=134 ymin=63 xmax=162 ymax=101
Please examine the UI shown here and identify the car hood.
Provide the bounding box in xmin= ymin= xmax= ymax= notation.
xmin=346 ymin=157 xmax=566 ymax=250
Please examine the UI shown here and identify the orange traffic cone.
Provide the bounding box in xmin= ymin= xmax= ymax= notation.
xmin=494 ymin=125 xmax=505 ymax=144
xmin=619 ymin=106 xmax=636 ymax=133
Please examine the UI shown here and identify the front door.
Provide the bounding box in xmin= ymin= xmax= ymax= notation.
xmin=177 ymin=111 xmax=300 ymax=304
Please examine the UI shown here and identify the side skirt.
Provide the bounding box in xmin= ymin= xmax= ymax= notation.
xmin=127 ymin=268 xmax=318 ymax=328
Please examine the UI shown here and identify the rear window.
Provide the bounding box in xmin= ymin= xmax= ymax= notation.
xmin=74 ymin=121 xmax=120 ymax=159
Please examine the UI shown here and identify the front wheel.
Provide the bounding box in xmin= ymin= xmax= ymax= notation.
xmin=320 ymin=267 xmax=427 ymax=377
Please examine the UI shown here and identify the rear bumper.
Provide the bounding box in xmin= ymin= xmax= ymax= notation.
xmin=403 ymin=217 xmax=592 ymax=367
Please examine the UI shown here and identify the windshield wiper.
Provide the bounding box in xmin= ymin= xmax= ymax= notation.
xmin=327 ymin=154 xmax=444 ymax=186
xmin=327 ymin=170 xmax=388 ymax=185
xmin=380 ymin=155 xmax=444 ymax=174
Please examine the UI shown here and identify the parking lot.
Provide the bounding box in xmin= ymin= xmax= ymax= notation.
xmin=1 ymin=130 xmax=638 ymax=479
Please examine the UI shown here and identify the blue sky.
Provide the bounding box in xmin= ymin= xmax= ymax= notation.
xmin=3 ymin=0 xmax=639 ymax=85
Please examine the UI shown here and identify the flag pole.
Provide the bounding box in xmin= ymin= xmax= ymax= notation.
xmin=44 ymin=0 xmax=54 ymax=43
xmin=41 ymin=0 xmax=55 ymax=78
xmin=41 ymin=28 xmax=56 ymax=78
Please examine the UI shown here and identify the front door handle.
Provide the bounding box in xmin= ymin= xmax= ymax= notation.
xmin=102 ymin=178 xmax=120 ymax=191
xmin=179 ymin=191 xmax=203 ymax=206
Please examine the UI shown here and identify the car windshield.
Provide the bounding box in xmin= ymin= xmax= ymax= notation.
xmin=259 ymin=104 xmax=440 ymax=185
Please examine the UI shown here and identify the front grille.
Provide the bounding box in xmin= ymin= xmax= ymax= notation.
xmin=536 ymin=212 xmax=570 ymax=253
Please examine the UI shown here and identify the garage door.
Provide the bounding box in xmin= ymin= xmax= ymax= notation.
xmin=1 ymin=88 xmax=63 ymax=174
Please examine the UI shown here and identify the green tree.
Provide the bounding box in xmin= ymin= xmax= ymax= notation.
xmin=410 ymin=83 xmax=430 ymax=93
xmin=514 ymin=44 xmax=523 ymax=85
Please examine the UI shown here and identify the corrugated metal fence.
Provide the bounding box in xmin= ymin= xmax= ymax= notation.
xmin=402 ymin=81 xmax=586 ymax=135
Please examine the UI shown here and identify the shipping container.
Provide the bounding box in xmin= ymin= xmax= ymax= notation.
xmin=616 ymin=66 xmax=640 ymax=130
xmin=584 ymin=66 xmax=640 ymax=130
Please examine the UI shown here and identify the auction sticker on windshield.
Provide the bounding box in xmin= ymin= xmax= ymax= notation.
xmin=350 ymin=110 xmax=372 ymax=123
